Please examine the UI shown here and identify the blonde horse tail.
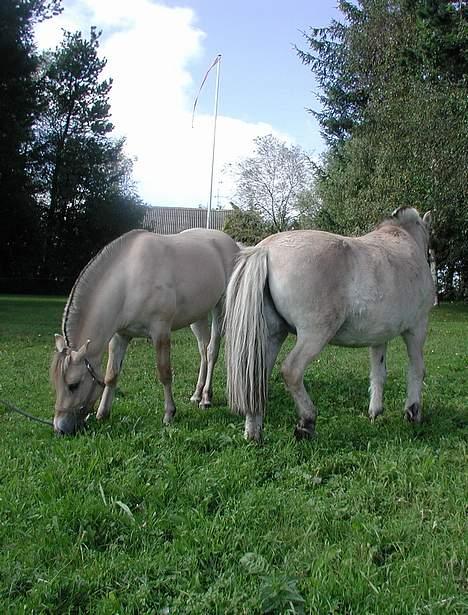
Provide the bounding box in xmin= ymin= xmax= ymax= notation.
xmin=225 ymin=247 xmax=269 ymax=417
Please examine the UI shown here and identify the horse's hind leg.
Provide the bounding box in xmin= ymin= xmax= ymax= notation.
xmin=244 ymin=300 xmax=287 ymax=442
xmin=281 ymin=329 xmax=328 ymax=439
xmin=96 ymin=333 xmax=130 ymax=421
xmin=189 ymin=318 xmax=210 ymax=405
xmin=152 ymin=324 xmax=176 ymax=425
xmin=368 ymin=343 xmax=387 ymax=422
xmin=200 ymin=303 xmax=225 ymax=408
xmin=402 ymin=320 xmax=428 ymax=424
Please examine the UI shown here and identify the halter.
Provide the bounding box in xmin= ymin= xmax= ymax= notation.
xmin=84 ymin=358 xmax=106 ymax=389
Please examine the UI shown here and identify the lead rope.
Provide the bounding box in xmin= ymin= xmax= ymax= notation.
xmin=0 ymin=399 xmax=54 ymax=427
xmin=1 ymin=358 xmax=105 ymax=430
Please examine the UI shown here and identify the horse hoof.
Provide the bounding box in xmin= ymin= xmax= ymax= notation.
xmin=369 ymin=408 xmax=383 ymax=423
xmin=190 ymin=395 xmax=201 ymax=404
xmin=294 ymin=425 xmax=314 ymax=440
xmin=162 ymin=411 xmax=176 ymax=426
xmin=198 ymin=401 xmax=212 ymax=409
xmin=96 ymin=410 xmax=110 ymax=421
xmin=405 ymin=403 xmax=422 ymax=423
xmin=244 ymin=431 xmax=263 ymax=444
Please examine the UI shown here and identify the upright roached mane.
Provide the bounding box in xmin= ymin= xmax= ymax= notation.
xmin=225 ymin=207 xmax=434 ymax=441
xmin=62 ymin=231 xmax=141 ymax=347
xmin=51 ymin=228 xmax=239 ymax=435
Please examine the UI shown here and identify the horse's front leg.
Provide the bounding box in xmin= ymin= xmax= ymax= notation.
xmin=402 ymin=321 xmax=428 ymax=424
xmin=368 ymin=343 xmax=387 ymax=422
xmin=96 ymin=333 xmax=130 ymax=421
xmin=152 ymin=326 xmax=176 ymax=425
xmin=189 ymin=318 xmax=210 ymax=405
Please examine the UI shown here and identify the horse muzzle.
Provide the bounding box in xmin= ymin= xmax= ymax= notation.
xmin=53 ymin=408 xmax=88 ymax=436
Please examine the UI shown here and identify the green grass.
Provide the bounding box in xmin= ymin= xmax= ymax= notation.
xmin=0 ymin=296 xmax=467 ymax=614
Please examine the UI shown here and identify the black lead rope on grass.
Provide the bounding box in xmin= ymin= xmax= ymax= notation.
xmin=0 ymin=399 xmax=54 ymax=428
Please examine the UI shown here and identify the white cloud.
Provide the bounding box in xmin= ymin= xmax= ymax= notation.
xmin=34 ymin=0 xmax=290 ymax=208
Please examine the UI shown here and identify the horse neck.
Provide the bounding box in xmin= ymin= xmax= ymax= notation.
xmin=64 ymin=274 xmax=124 ymax=360
xmin=405 ymin=224 xmax=428 ymax=257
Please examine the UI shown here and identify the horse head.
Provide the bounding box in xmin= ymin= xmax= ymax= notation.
xmin=51 ymin=334 xmax=104 ymax=435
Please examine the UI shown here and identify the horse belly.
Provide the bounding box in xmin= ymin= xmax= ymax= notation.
xmin=332 ymin=299 xmax=409 ymax=347
xmin=332 ymin=318 xmax=402 ymax=347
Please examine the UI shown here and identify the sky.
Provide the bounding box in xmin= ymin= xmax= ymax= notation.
xmin=35 ymin=0 xmax=341 ymax=208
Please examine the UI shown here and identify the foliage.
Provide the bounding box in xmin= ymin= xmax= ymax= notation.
xmin=35 ymin=28 xmax=143 ymax=283
xmin=293 ymin=186 xmax=322 ymax=230
xmin=231 ymin=134 xmax=314 ymax=233
xmin=298 ymin=0 xmax=468 ymax=298
xmin=0 ymin=0 xmax=62 ymax=280
xmin=0 ymin=6 xmax=144 ymax=292
xmin=0 ymin=296 xmax=467 ymax=613
xmin=223 ymin=206 xmax=272 ymax=245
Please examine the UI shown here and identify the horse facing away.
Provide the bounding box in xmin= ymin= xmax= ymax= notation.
xmin=51 ymin=228 xmax=239 ymax=435
xmin=225 ymin=207 xmax=435 ymax=442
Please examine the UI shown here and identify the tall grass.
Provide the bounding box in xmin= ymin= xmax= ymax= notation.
xmin=0 ymin=296 xmax=466 ymax=613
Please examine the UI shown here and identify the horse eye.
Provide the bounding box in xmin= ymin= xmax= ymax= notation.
xmin=68 ymin=382 xmax=80 ymax=392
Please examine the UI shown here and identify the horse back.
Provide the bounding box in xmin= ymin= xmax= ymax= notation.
xmin=121 ymin=230 xmax=238 ymax=330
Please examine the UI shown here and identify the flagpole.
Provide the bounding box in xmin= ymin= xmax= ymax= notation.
xmin=207 ymin=54 xmax=221 ymax=229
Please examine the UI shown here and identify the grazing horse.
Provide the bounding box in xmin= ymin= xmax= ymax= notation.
xmin=51 ymin=228 xmax=239 ymax=435
xmin=225 ymin=207 xmax=434 ymax=441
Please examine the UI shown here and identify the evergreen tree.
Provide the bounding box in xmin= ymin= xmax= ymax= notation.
xmin=0 ymin=0 xmax=61 ymax=283
xmin=35 ymin=28 xmax=143 ymax=285
xmin=298 ymin=1 xmax=468 ymax=298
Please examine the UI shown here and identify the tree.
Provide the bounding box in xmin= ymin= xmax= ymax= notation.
xmin=232 ymin=134 xmax=314 ymax=233
xmin=298 ymin=1 xmax=468 ymax=144
xmin=35 ymin=28 xmax=143 ymax=284
xmin=0 ymin=0 xmax=61 ymax=282
xmin=223 ymin=205 xmax=271 ymax=245
xmin=298 ymin=1 xmax=468 ymax=298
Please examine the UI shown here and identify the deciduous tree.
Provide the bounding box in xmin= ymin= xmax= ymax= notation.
xmin=232 ymin=134 xmax=314 ymax=233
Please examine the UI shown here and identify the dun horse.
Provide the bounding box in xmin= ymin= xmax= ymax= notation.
xmin=225 ymin=207 xmax=434 ymax=441
xmin=51 ymin=228 xmax=238 ymax=435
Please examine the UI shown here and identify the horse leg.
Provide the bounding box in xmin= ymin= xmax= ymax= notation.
xmin=96 ymin=333 xmax=130 ymax=420
xmin=189 ymin=318 xmax=210 ymax=404
xmin=281 ymin=330 xmax=328 ymax=440
xmin=368 ymin=343 xmax=387 ymax=422
xmin=199 ymin=303 xmax=224 ymax=408
xmin=402 ymin=320 xmax=428 ymax=423
xmin=244 ymin=300 xmax=287 ymax=442
xmin=152 ymin=325 xmax=176 ymax=425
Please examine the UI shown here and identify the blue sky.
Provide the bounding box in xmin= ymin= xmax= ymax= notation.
xmin=179 ymin=1 xmax=340 ymax=150
xmin=35 ymin=1 xmax=341 ymax=207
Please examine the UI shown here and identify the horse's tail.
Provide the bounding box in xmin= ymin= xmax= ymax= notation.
xmin=225 ymin=246 xmax=269 ymax=417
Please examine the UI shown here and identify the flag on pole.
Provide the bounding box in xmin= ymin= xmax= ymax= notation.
xmin=192 ymin=54 xmax=222 ymax=128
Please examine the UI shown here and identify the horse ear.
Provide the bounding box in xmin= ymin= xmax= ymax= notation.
xmin=55 ymin=334 xmax=67 ymax=353
xmin=422 ymin=211 xmax=432 ymax=231
xmin=72 ymin=339 xmax=91 ymax=362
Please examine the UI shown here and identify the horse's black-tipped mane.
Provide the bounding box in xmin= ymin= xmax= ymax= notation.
xmin=62 ymin=229 xmax=147 ymax=347
xmin=378 ymin=206 xmax=422 ymax=230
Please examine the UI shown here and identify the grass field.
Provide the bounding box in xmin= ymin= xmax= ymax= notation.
xmin=0 ymin=295 xmax=467 ymax=614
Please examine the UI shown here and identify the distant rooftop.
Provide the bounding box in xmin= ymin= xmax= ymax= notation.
xmin=142 ymin=206 xmax=233 ymax=235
